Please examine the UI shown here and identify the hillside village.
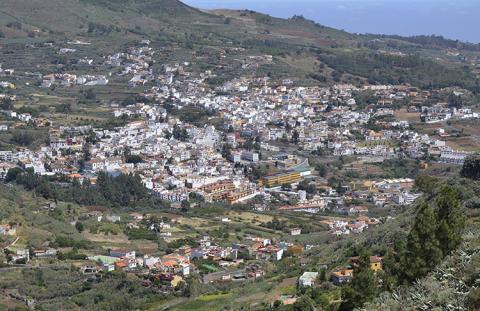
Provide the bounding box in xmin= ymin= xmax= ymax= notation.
xmin=0 ymin=0 xmax=479 ymax=308
xmin=0 ymin=41 xmax=475 ymax=204
xmin=0 ymin=37 xmax=478 ymax=309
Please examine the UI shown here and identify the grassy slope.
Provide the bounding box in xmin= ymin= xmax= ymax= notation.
xmin=0 ymin=0 xmax=220 ymax=39
xmin=0 ymin=0 xmax=478 ymax=89
xmin=365 ymin=181 xmax=480 ymax=310
xmin=1 ymin=0 xmax=471 ymax=58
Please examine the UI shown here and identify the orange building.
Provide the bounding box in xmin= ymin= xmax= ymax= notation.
xmin=199 ymin=180 xmax=235 ymax=202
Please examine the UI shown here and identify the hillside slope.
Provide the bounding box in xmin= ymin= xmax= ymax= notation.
xmin=0 ymin=0 xmax=211 ymax=34
xmin=0 ymin=0 xmax=479 ymax=91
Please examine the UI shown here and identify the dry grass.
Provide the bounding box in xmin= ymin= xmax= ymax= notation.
xmin=279 ymin=54 xmax=320 ymax=74
xmin=264 ymin=277 xmax=297 ymax=303
xmin=394 ymin=109 xmax=421 ymax=122
xmin=226 ymin=211 xmax=275 ymax=224
xmin=83 ymin=232 xmax=130 ymax=244
xmin=176 ymin=217 xmax=212 ymax=227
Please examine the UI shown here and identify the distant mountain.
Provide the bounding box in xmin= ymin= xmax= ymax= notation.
xmin=0 ymin=0 xmax=478 ymax=91
xmin=0 ymin=0 xmax=212 ymax=35
xmin=80 ymin=0 xmax=204 ymax=16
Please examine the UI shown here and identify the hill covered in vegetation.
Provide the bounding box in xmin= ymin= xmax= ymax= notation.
xmin=1 ymin=0 xmax=479 ymax=91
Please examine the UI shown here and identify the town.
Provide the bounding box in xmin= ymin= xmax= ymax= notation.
xmin=0 ymin=4 xmax=479 ymax=309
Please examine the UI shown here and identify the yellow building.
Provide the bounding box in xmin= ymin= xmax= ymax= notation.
xmin=350 ymin=255 xmax=383 ymax=273
xmin=370 ymin=256 xmax=383 ymax=272
xmin=261 ymin=171 xmax=302 ymax=188
xmin=227 ymin=188 xmax=256 ymax=204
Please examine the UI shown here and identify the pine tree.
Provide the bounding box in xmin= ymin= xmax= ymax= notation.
xmin=461 ymin=155 xmax=480 ymax=180
xmin=400 ymin=202 xmax=443 ymax=283
xmin=436 ymin=185 xmax=465 ymax=256
xmin=381 ymin=242 xmax=405 ymax=290
xmin=339 ymin=252 xmax=377 ymax=311
xmin=292 ymin=296 xmax=315 ymax=311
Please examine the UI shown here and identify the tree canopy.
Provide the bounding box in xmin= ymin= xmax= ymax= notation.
xmin=461 ymin=155 xmax=480 ymax=180
xmin=339 ymin=252 xmax=378 ymax=311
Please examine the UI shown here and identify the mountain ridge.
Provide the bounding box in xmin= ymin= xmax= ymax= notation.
xmin=0 ymin=0 xmax=479 ymax=92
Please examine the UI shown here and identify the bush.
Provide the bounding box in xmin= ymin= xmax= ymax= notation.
xmin=11 ymin=131 xmax=34 ymax=146
xmin=84 ymin=89 xmax=96 ymax=100
xmin=125 ymin=228 xmax=156 ymax=241
xmin=54 ymin=236 xmax=91 ymax=249
xmin=6 ymin=21 xmax=22 ymax=29
xmin=5 ymin=167 xmax=23 ymax=183
xmin=58 ymin=251 xmax=87 ymax=260
xmin=466 ymin=287 xmax=480 ymax=310
xmin=0 ymin=98 xmax=13 ymax=109
xmin=55 ymin=103 xmax=72 ymax=113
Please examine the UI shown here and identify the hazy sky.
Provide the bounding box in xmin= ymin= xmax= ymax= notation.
xmin=183 ymin=0 xmax=480 ymax=43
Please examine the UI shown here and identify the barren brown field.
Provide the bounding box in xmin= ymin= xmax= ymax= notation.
xmin=394 ymin=109 xmax=420 ymax=122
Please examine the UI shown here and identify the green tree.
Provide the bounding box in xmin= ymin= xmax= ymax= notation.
xmin=221 ymin=143 xmax=232 ymax=159
xmin=315 ymin=163 xmax=327 ymax=177
xmin=75 ymin=221 xmax=85 ymax=233
xmin=461 ymin=155 xmax=480 ymax=180
xmin=281 ymin=183 xmax=292 ymax=191
xmin=466 ymin=287 xmax=480 ymax=310
xmin=125 ymin=155 xmax=143 ymax=164
xmin=55 ymin=103 xmax=72 ymax=113
xmin=447 ymin=92 xmax=463 ymax=108
xmin=339 ymin=252 xmax=377 ymax=311
xmin=10 ymin=131 xmax=34 ymax=146
xmin=292 ymin=129 xmax=300 ymax=145
xmin=298 ymin=180 xmax=316 ymax=195
xmin=414 ymin=174 xmax=439 ymax=194
xmin=400 ymin=202 xmax=443 ymax=283
xmin=380 ymin=242 xmax=405 ymax=290
xmin=272 ymin=300 xmax=282 ymax=309
xmin=318 ymin=268 xmax=326 ymax=282
xmin=435 ymin=185 xmax=465 ymax=256
xmin=292 ymin=296 xmax=315 ymax=311
xmin=172 ymin=125 xmax=188 ymax=141
xmin=181 ymin=200 xmax=190 ymax=212
xmin=354 ymin=90 xmax=377 ymax=109
xmin=5 ymin=167 xmax=23 ymax=183
xmin=0 ymin=97 xmax=13 ymax=110
xmin=309 ymin=287 xmax=329 ymax=309
xmin=85 ymin=88 xmax=96 ymax=100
